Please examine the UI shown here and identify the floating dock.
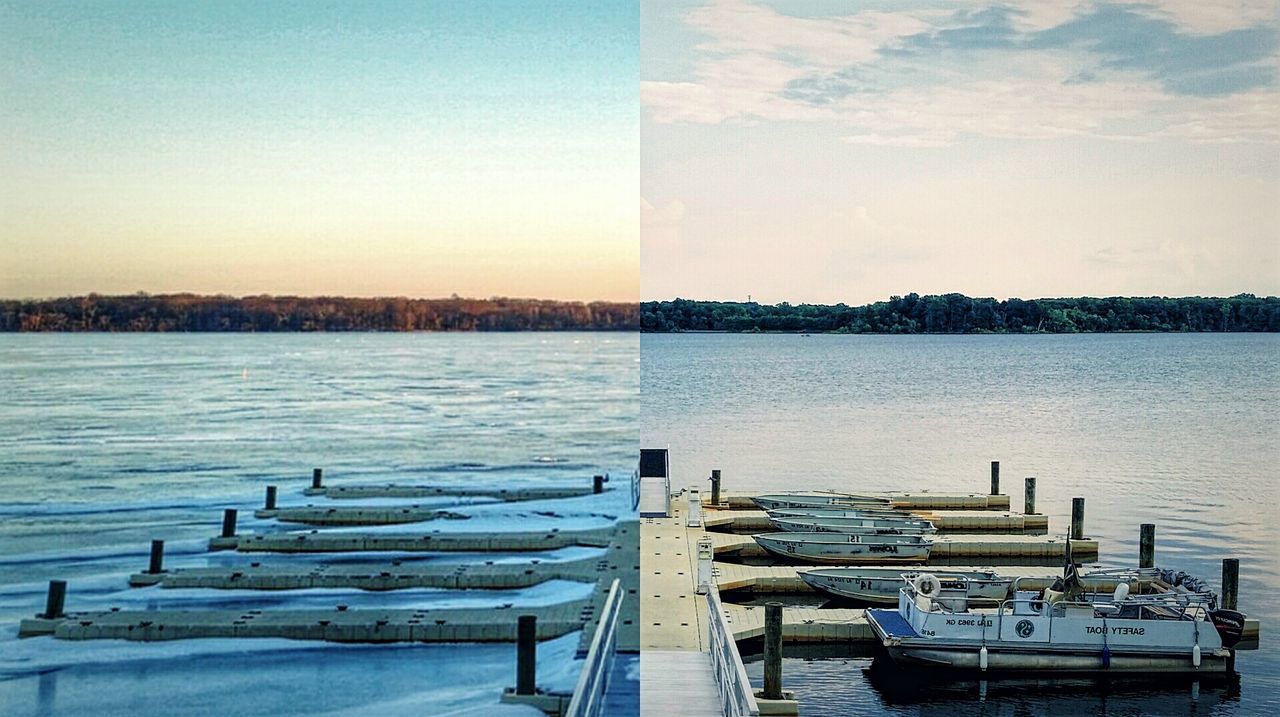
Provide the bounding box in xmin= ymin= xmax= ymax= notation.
xmin=209 ymin=525 xmax=617 ymax=553
xmin=706 ymin=509 xmax=1048 ymax=534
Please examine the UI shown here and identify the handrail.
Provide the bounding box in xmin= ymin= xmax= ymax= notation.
xmin=630 ymin=469 xmax=640 ymax=511
xmin=564 ymin=579 xmax=624 ymax=717
xmin=706 ymin=588 xmax=761 ymax=717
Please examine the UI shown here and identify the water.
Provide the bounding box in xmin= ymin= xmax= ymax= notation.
xmin=642 ymin=333 xmax=1279 ymax=716
xmin=0 ymin=332 xmax=638 ymax=716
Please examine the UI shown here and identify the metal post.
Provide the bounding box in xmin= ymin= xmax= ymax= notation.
xmin=593 ymin=474 xmax=604 ymax=494
xmin=42 ymin=580 xmax=67 ymax=619
xmin=265 ymin=485 xmax=277 ymax=510
xmin=1139 ymin=524 xmax=1156 ymax=569
xmin=696 ymin=537 xmax=713 ymax=595
xmin=516 ymin=615 xmax=537 ymax=695
xmin=1070 ymin=497 xmax=1085 ymax=540
xmin=763 ymin=602 xmax=783 ymax=700
xmin=147 ymin=539 xmax=165 ymax=574
xmin=1024 ymin=477 xmax=1036 ymax=515
xmin=221 ymin=508 xmax=238 ymax=538
xmin=990 ymin=461 xmax=1000 ymax=495
xmin=311 ymin=468 xmax=323 ymax=490
xmin=1221 ymin=559 xmax=1239 ymax=611
xmin=710 ymin=469 xmax=721 ymax=506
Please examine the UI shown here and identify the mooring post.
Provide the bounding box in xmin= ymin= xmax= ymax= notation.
xmin=1222 ymin=559 xmax=1239 ymax=610
xmin=221 ymin=508 xmax=238 ymax=538
xmin=763 ymin=602 xmax=784 ymax=700
xmin=41 ymin=580 xmax=67 ymax=619
xmin=1070 ymin=497 xmax=1085 ymax=540
xmin=1139 ymin=524 xmax=1156 ymax=569
xmin=516 ymin=615 xmax=537 ymax=695
xmin=147 ymin=539 xmax=165 ymax=574
xmin=990 ymin=461 xmax=1000 ymax=495
xmin=265 ymin=485 xmax=277 ymax=510
xmin=592 ymin=474 xmax=604 ymax=494
xmin=311 ymin=468 xmax=323 ymax=490
xmin=710 ymin=469 xmax=721 ymax=506
xmin=1024 ymin=477 xmax=1036 ymax=515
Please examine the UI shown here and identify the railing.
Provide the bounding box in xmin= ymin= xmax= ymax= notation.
xmin=564 ymin=579 xmax=624 ymax=717
xmin=630 ymin=469 xmax=640 ymax=511
xmin=706 ymin=588 xmax=760 ymax=717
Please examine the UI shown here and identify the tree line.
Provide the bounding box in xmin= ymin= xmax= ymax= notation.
xmin=642 ymin=294 xmax=1280 ymax=333
xmin=1 ymin=294 xmax=640 ymax=332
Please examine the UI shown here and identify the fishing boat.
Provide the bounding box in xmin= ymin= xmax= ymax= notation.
xmin=801 ymin=567 xmax=1010 ymax=604
xmin=753 ymin=532 xmax=932 ymax=564
xmin=770 ymin=516 xmax=936 ymax=535
xmin=753 ymin=493 xmax=895 ymax=511
xmin=769 ymin=507 xmax=920 ymax=519
xmin=866 ymin=565 xmax=1247 ymax=673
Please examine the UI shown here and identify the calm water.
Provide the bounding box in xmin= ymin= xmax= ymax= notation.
xmin=642 ymin=333 xmax=1279 ymax=716
xmin=0 ymin=333 xmax=638 ymax=716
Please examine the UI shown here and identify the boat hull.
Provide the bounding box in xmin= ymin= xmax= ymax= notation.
xmin=753 ymin=494 xmax=893 ymax=511
xmin=883 ymin=643 xmax=1228 ymax=673
xmin=771 ymin=517 xmax=936 ymax=534
xmin=801 ymin=569 xmax=1009 ymax=604
xmin=754 ymin=533 xmax=931 ymax=564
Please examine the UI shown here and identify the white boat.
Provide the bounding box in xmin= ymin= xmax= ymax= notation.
xmin=753 ymin=532 xmax=932 ymax=564
xmin=752 ymin=493 xmax=894 ymax=511
xmin=800 ymin=567 xmax=1010 ymax=604
xmin=769 ymin=507 xmax=920 ymax=519
xmin=770 ymin=516 xmax=936 ymax=535
xmin=866 ymin=569 xmax=1247 ymax=673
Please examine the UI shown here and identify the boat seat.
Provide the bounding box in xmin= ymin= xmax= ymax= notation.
xmin=1094 ymin=603 xmax=1122 ymax=617
xmin=868 ymin=609 xmax=919 ymax=639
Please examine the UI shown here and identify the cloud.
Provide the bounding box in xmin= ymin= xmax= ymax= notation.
xmin=641 ymin=197 xmax=687 ymax=252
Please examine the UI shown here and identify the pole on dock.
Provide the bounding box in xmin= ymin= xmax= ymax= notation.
xmin=221 ymin=509 xmax=238 ymax=539
xmin=763 ymin=602 xmax=784 ymax=700
xmin=697 ymin=537 xmax=713 ymax=595
xmin=311 ymin=468 xmax=323 ymax=490
xmin=1139 ymin=524 xmax=1156 ymax=569
xmin=710 ymin=469 xmax=721 ymax=506
xmin=147 ymin=539 xmax=165 ymax=574
xmin=516 ymin=615 xmax=537 ymax=695
xmin=990 ymin=461 xmax=1000 ymax=495
xmin=1223 ymin=558 xmax=1240 ymax=674
xmin=593 ymin=475 xmax=604 ymax=494
xmin=1070 ymin=497 xmax=1085 ymax=540
xmin=41 ymin=580 xmax=67 ymax=619
xmin=265 ymin=485 xmax=277 ymax=510
xmin=1024 ymin=477 xmax=1036 ymax=515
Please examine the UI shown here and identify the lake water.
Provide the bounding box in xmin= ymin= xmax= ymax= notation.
xmin=0 ymin=333 xmax=638 ymax=716
xmin=641 ymin=332 xmax=1279 ymax=716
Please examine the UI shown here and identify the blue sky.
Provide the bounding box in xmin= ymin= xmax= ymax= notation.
xmin=642 ymin=0 xmax=1279 ymax=302
xmin=2 ymin=1 xmax=638 ymax=300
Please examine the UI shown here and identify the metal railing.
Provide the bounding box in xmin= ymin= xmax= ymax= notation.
xmin=564 ymin=579 xmax=624 ymax=717
xmin=630 ymin=469 xmax=640 ymax=510
xmin=706 ymin=587 xmax=761 ymax=717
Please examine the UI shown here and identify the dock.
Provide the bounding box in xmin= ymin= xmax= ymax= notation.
xmin=209 ymin=525 xmax=617 ymax=553
xmin=706 ymin=509 xmax=1048 ymax=534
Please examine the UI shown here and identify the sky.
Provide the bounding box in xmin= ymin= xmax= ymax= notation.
xmin=1 ymin=1 xmax=638 ymax=301
xmin=641 ymin=0 xmax=1280 ymax=304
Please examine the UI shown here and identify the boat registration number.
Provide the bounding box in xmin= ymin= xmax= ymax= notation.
xmin=944 ymin=618 xmax=993 ymax=627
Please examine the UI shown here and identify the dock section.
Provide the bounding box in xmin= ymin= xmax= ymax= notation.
xmin=706 ymin=510 xmax=1048 ymax=534
xmin=210 ymin=526 xmax=616 ymax=553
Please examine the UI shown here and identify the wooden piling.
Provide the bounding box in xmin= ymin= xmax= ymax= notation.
xmin=1139 ymin=524 xmax=1156 ymax=569
xmin=1024 ymin=477 xmax=1036 ymax=515
xmin=593 ymin=475 xmax=604 ymax=495
xmin=147 ymin=539 xmax=165 ymax=575
xmin=1071 ymin=497 xmax=1085 ymax=540
xmin=516 ymin=615 xmax=537 ymax=695
xmin=763 ymin=602 xmax=783 ymax=700
xmin=265 ymin=485 xmax=277 ymax=510
xmin=41 ymin=580 xmax=66 ymax=619
xmin=710 ymin=469 xmax=722 ymax=506
xmin=1222 ymin=559 xmax=1239 ymax=611
xmin=311 ymin=468 xmax=323 ymax=490
xmin=990 ymin=461 xmax=1000 ymax=496
xmin=221 ymin=509 xmax=238 ymax=538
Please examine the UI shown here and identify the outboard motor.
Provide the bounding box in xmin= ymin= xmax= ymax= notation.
xmin=1209 ymin=609 xmax=1247 ymax=648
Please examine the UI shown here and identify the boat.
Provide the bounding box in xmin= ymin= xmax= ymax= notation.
xmin=770 ymin=516 xmax=936 ymax=535
xmin=752 ymin=493 xmax=895 ymax=511
xmin=866 ymin=565 xmax=1247 ymax=673
xmin=800 ymin=567 xmax=1010 ymax=604
xmin=769 ymin=507 xmax=920 ymax=519
xmin=753 ymin=532 xmax=932 ymax=564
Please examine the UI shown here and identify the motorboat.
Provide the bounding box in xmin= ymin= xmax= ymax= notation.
xmin=753 ymin=532 xmax=932 ymax=564
xmin=770 ymin=516 xmax=936 ymax=535
xmin=801 ymin=567 xmax=1010 ymax=604
xmin=866 ymin=566 xmax=1247 ymax=673
xmin=753 ymin=493 xmax=895 ymax=511
xmin=769 ymin=507 xmax=922 ymax=519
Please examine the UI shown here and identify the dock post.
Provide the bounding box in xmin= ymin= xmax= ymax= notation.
xmin=990 ymin=461 xmax=1000 ymax=495
xmin=1070 ymin=497 xmax=1085 ymax=540
xmin=147 ymin=539 xmax=165 ymax=574
xmin=41 ymin=580 xmax=67 ymax=619
xmin=221 ymin=509 xmax=238 ymax=539
xmin=593 ymin=474 xmax=604 ymax=494
xmin=710 ymin=469 xmax=721 ymax=506
xmin=763 ymin=602 xmax=784 ymax=700
xmin=311 ymin=468 xmax=323 ymax=490
xmin=265 ymin=485 xmax=277 ymax=510
xmin=1024 ymin=477 xmax=1036 ymax=515
xmin=1139 ymin=524 xmax=1156 ymax=569
xmin=696 ymin=537 xmax=713 ymax=595
xmin=516 ymin=615 xmax=537 ymax=695
xmin=1223 ymin=558 xmax=1240 ymax=673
